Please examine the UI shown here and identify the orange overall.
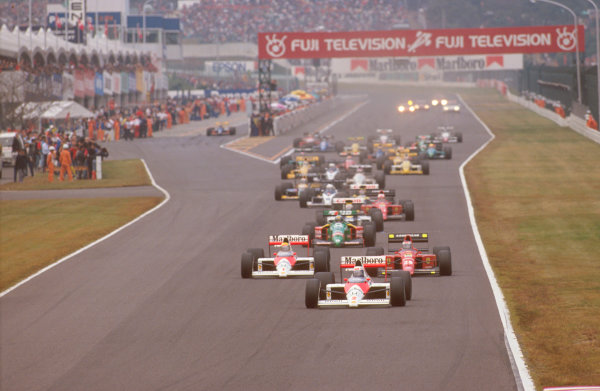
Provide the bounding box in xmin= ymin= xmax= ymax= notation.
xmin=46 ymin=152 xmax=55 ymax=182
xmin=59 ymin=149 xmax=73 ymax=181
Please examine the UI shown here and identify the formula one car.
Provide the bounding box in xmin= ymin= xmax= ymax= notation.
xmin=366 ymin=129 xmax=402 ymax=154
xmin=293 ymin=133 xmax=344 ymax=153
xmin=442 ymin=100 xmax=461 ymax=113
xmin=303 ymin=214 xmax=376 ymax=248
xmin=345 ymin=166 xmax=386 ymax=188
xmin=206 ymin=121 xmax=236 ymax=136
xmin=418 ymin=141 xmax=452 ymax=160
xmin=274 ymin=177 xmax=324 ymax=201
xmin=280 ymin=154 xmax=324 ymax=179
xmin=338 ymin=137 xmax=368 ymax=162
xmin=241 ymin=235 xmax=331 ymax=278
xmin=299 ymin=183 xmax=347 ymax=208
xmin=383 ymin=153 xmax=429 ymax=175
xmin=315 ymin=198 xmax=384 ymax=231
xmin=364 ymin=233 xmax=452 ymax=277
xmin=305 ymin=257 xmax=410 ymax=308
xmin=360 ymin=192 xmax=415 ymax=222
xmin=433 ymin=126 xmax=462 ymax=143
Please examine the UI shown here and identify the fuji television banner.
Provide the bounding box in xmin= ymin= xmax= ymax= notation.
xmin=258 ymin=25 xmax=583 ymax=59
xmin=332 ymin=54 xmax=523 ymax=74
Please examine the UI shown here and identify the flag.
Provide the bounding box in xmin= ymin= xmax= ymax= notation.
xmin=104 ymin=19 xmax=108 ymax=36
xmin=137 ymin=23 xmax=142 ymax=41
xmin=78 ymin=18 xmax=84 ymax=31
xmin=55 ymin=13 xmax=62 ymax=29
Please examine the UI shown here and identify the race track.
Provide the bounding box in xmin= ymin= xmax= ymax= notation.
xmin=0 ymin=86 xmax=518 ymax=391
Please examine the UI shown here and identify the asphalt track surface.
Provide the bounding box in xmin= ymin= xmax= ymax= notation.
xmin=0 ymin=86 xmax=518 ymax=391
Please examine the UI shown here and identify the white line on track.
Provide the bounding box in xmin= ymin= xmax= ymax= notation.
xmin=0 ymin=159 xmax=171 ymax=298
xmin=457 ymin=94 xmax=535 ymax=391
xmin=220 ymin=98 xmax=370 ymax=165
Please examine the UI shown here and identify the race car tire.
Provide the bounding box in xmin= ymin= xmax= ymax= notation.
xmin=247 ymin=248 xmax=265 ymax=262
xmin=293 ymin=138 xmax=302 ymax=148
xmin=367 ymin=142 xmax=374 ymax=154
xmin=391 ymin=270 xmax=412 ymax=300
xmin=281 ymin=164 xmax=292 ymax=180
xmin=432 ymin=246 xmax=451 ymax=258
xmin=421 ymin=160 xmax=430 ymax=175
xmin=438 ymin=250 xmax=452 ymax=276
xmin=230 ymin=127 xmax=236 ymax=135
xmin=305 ymin=278 xmax=320 ymax=308
xmin=363 ymin=223 xmax=376 ymax=247
xmin=444 ymin=146 xmax=452 ymax=159
xmin=376 ymin=156 xmax=386 ymax=170
xmin=359 ymin=151 xmax=367 ymax=164
xmin=335 ymin=141 xmax=345 ymax=153
xmin=418 ymin=152 xmax=428 ymax=161
xmin=302 ymin=222 xmax=317 ymax=246
xmin=375 ymin=172 xmax=385 ymax=188
xmin=282 ymin=182 xmax=293 ymax=190
xmin=456 ymin=132 xmax=463 ymax=142
xmin=402 ymin=201 xmax=415 ymax=221
xmin=394 ymin=136 xmax=402 ymax=146
xmin=318 ymin=155 xmax=326 ymax=167
xmin=383 ymin=160 xmax=392 ymax=175
xmin=315 ymin=209 xmax=327 ymax=226
xmin=314 ymin=250 xmax=329 ymax=273
xmin=299 ymin=190 xmax=311 ymax=208
xmin=316 ymin=271 xmax=335 ymax=290
xmin=206 ymin=128 xmax=214 ymax=136
xmin=274 ymin=184 xmax=284 ymax=201
xmin=241 ymin=252 xmax=254 ymax=278
xmin=369 ymin=208 xmax=384 ymax=232
xmin=390 ymin=277 xmax=406 ymax=307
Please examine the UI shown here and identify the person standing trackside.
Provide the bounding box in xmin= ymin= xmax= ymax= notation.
xmin=47 ymin=146 xmax=56 ymax=182
xmin=59 ymin=145 xmax=73 ymax=181
xmin=14 ymin=149 xmax=28 ymax=182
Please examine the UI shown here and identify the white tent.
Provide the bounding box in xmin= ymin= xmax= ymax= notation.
xmin=20 ymin=100 xmax=94 ymax=120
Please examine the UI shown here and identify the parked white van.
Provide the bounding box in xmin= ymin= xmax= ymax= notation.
xmin=0 ymin=132 xmax=17 ymax=166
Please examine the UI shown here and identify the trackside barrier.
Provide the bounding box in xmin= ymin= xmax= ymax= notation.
xmin=479 ymin=79 xmax=600 ymax=145
xmin=273 ymin=98 xmax=337 ymax=135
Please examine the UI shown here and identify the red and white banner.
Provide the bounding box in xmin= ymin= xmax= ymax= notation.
xmin=332 ymin=54 xmax=523 ymax=74
xmin=258 ymin=25 xmax=584 ymax=59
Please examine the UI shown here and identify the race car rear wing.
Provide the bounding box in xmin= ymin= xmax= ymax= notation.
xmin=387 ymin=233 xmax=429 ymax=252
xmin=322 ymin=209 xmax=359 ymax=217
xmin=269 ymin=235 xmax=310 ymax=246
xmin=332 ymin=198 xmax=366 ymax=209
xmin=339 ymin=256 xmax=391 ymax=269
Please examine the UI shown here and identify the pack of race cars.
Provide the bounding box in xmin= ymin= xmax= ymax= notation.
xmin=242 ymin=124 xmax=462 ymax=309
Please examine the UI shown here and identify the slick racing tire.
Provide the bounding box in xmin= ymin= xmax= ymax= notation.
xmin=383 ymin=160 xmax=392 ymax=175
xmin=432 ymin=246 xmax=450 ymax=258
xmin=421 ymin=160 xmax=430 ymax=175
xmin=305 ymin=278 xmax=320 ymax=308
xmin=394 ymin=135 xmax=402 ymax=146
xmin=369 ymin=208 xmax=384 ymax=232
xmin=335 ymin=141 xmax=345 ymax=153
xmin=315 ymin=209 xmax=327 ymax=226
xmin=376 ymin=156 xmax=386 ymax=170
xmin=391 ymin=270 xmax=412 ymax=300
xmin=314 ymin=250 xmax=329 ymax=273
xmin=299 ymin=190 xmax=311 ymax=208
xmin=206 ymin=128 xmax=214 ymax=136
xmin=444 ymin=146 xmax=452 ymax=159
xmin=375 ymin=172 xmax=385 ymax=188
xmin=302 ymin=222 xmax=317 ymax=246
xmin=456 ymin=132 xmax=463 ymax=142
xmin=274 ymin=184 xmax=284 ymax=201
xmin=281 ymin=164 xmax=293 ymax=180
xmin=402 ymin=200 xmax=415 ymax=221
xmin=293 ymin=137 xmax=302 ymax=148
xmin=365 ymin=246 xmax=384 ymax=277
xmin=363 ymin=223 xmax=376 ymax=248
xmin=241 ymin=252 xmax=254 ymax=278
xmin=390 ymin=276 xmax=406 ymax=307
xmin=438 ymin=250 xmax=452 ymax=276
xmin=229 ymin=127 xmax=236 ymax=135
xmin=316 ymin=271 xmax=335 ymax=290
xmin=247 ymin=248 xmax=265 ymax=262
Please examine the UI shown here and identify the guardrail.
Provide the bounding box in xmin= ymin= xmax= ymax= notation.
xmin=273 ymin=98 xmax=336 ymax=135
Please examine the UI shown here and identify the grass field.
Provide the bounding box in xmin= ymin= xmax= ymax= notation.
xmin=0 ymin=159 xmax=150 ymax=190
xmin=461 ymin=88 xmax=600 ymax=389
xmin=0 ymin=197 xmax=163 ymax=292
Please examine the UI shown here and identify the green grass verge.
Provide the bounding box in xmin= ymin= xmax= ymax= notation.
xmin=461 ymin=88 xmax=600 ymax=389
xmin=0 ymin=159 xmax=151 ymax=190
xmin=0 ymin=197 xmax=162 ymax=291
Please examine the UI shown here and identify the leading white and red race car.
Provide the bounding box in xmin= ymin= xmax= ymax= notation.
xmin=241 ymin=235 xmax=330 ymax=278
xmin=305 ymin=256 xmax=411 ymax=308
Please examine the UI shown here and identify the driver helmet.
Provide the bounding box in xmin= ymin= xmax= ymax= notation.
xmin=352 ymin=266 xmax=365 ymax=279
xmin=429 ymin=143 xmax=435 ymax=148
xmin=402 ymin=240 xmax=412 ymax=250
xmin=334 ymin=215 xmax=343 ymax=223
xmin=356 ymin=166 xmax=363 ymax=173
xmin=359 ymin=186 xmax=367 ymax=196
xmin=280 ymin=242 xmax=291 ymax=252
xmin=328 ymin=163 xmax=336 ymax=172
xmin=325 ymin=184 xmax=336 ymax=194
xmin=377 ymin=192 xmax=386 ymax=200
xmin=344 ymin=201 xmax=353 ymax=210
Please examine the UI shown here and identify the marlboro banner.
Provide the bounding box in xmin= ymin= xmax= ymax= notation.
xmin=258 ymin=25 xmax=583 ymax=59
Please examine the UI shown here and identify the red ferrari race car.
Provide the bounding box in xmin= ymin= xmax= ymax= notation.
xmin=364 ymin=233 xmax=452 ymax=277
xmin=360 ymin=191 xmax=415 ymax=222
xmin=206 ymin=121 xmax=236 ymax=136
xmin=305 ymin=257 xmax=411 ymax=308
xmin=241 ymin=235 xmax=331 ymax=278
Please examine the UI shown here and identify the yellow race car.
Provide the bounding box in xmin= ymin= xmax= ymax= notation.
xmin=383 ymin=153 xmax=429 ymax=175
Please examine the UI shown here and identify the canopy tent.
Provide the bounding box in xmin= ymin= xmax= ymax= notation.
xmin=19 ymin=101 xmax=94 ymax=120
